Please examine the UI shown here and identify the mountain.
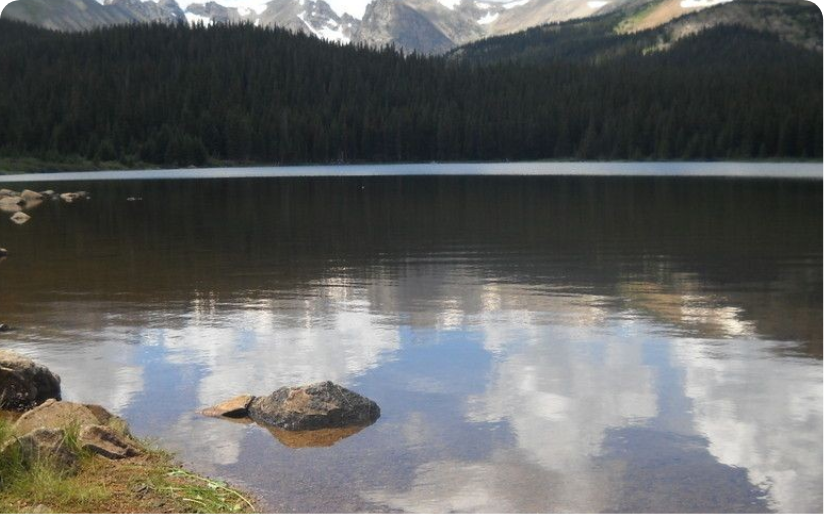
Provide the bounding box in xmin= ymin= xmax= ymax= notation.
xmin=0 ymin=0 xmax=134 ymax=31
xmin=0 ymin=12 xmax=819 ymax=168
xmin=1 ymin=0 xmax=737 ymax=53
xmin=1 ymin=0 xmax=359 ymax=42
xmin=450 ymin=0 xmax=822 ymax=64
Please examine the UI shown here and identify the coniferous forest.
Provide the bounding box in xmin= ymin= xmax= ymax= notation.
xmin=0 ymin=19 xmax=820 ymax=168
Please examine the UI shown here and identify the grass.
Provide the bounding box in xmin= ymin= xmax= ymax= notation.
xmin=614 ymin=0 xmax=665 ymax=34
xmin=163 ymin=469 xmax=255 ymax=513
xmin=0 ymin=156 xmax=143 ymax=174
xmin=0 ymin=419 xmax=256 ymax=513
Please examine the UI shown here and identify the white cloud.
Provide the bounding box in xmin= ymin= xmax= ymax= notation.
xmin=674 ymin=338 xmax=823 ymax=513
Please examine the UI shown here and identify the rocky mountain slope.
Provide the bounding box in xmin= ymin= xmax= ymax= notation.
xmin=1 ymin=0 xmax=742 ymax=53
xmin=449 ymin=0 xmax=821 ymax=63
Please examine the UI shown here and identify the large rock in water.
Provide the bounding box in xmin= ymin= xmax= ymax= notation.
xmin=248 ymin=381 xmax=380 ymax=431
xmin=0 ymin=350 xmax=61 ymax=410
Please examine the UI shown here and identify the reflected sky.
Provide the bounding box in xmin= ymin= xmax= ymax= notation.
xmin=0 ymin=173 xmax=820 ymax=512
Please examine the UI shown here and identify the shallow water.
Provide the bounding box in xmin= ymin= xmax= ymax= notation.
xmin=0 ymin=167 xmax=821 ymax=512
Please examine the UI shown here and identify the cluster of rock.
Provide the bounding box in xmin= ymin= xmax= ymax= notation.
xmin=0 ymin=188 xmax=89 ymax=225
xmin=0 ymin=349 xmax=61 ymax=410
xmin=203 ymin=381 xmax=381 ymax=447
xmin=0 ymin=350 xmax=141 ymax=473
xmin=0 ymin=349 xmax=381 ymax=468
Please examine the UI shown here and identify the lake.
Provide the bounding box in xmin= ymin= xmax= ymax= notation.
xmin=0 ymin=163 xmax=821 ymax=512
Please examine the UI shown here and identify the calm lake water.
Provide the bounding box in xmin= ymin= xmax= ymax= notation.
xmin=0 ymin=163 xmax=821 ymax=512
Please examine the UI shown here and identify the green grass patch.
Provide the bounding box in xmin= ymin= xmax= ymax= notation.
xmin=0 ymin=419 xmax=256 ymax=513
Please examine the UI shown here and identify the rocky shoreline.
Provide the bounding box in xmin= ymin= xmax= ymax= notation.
xmin=0 ymin=188 xmax=89 ymax=226
xmin=0 ymin=345 xmax=384 ymax=511
xmin=0 ymin=350 xmax=256 ymax=513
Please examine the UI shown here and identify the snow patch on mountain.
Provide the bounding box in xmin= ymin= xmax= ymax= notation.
xmin=298 ymin=10 xmax=350 ymax=42
xmin=502 ymin=0 xmax=530 ymax=9
xmin=680 ymin=0 xmax=733 ymax=7
xmin=177 ymin=0 xmax=267 ymax=11
xmin=437 ymin=0 xmax=461 ymax=9
xmin=185 ymin=11 xmax=213 ymax=23
xmin=478 ymin=11 xmax=498 ymax=24
xmin=586 ymin=1 xmax=610 ymax=8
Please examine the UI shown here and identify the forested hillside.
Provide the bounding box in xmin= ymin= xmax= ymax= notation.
xmin=450 ymin=0 xmax=822 ymax=64
xmin=0 ymin=17 xmax=820 ymax=169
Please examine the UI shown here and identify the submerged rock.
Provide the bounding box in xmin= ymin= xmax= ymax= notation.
xmin=202 ymin=395 xmax=254 ymax=419
xmin=0 ymin=350 xmax=61 ymax=410
xmin=265 ymin=425 xmax=366 ymax=448
xmin=20 ymin=190 xmax=43 ymax=203
xmin=0 ymin=196 xmax=24 ymax=213
xmin=59 ymin=192 xmax=88 ymax=203
xmin=0 ymin=248 xmax=7 ymax=257
xmin=10 ymin=212 xmax=31 ymax=224
xmin=248 ymin=381 xmax=380 ymax=431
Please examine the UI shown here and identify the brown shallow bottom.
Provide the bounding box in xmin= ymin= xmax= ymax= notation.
xmin=264 ymin=425 xmax=366 ymax=449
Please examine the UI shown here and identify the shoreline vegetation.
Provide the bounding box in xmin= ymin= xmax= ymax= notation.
xmin=0 ymin=155 xmax=821 ymax=175
xmin=0 ymin=350 xmax=256 ymax=514
xmin=0 ymin=421 xmax=256 ymax=514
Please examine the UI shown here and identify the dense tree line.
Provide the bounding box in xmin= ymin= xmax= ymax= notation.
xmin=0 ymin=19 xmax=820 ymax=167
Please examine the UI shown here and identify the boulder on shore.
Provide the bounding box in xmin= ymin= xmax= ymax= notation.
xmin=1 ymin=428 xmax=78 ymax=472
xmin=0 ymin=189 xmax=19 ymax=198
xmin=248 ymin=381 xmax=380 ymax=431
xmin=13 ymin=399 xmax=129 ymax=437
xmin=78 ymin=424 xmax=140 ymax=460
xmin=0 ymin=350 xmax=61 ymax=410
xmin=14 ymin=399 xmax=100 ymax=435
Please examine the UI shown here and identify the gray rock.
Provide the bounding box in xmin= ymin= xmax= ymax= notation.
xmin=10 ymin=212 xmax=31 ymax=225
xmin=0 ymin=350 xmax=61 ymax=410
xmin=0 ymin=196 xmax=25 ymax=213
xmin=20 ymin=190 xmax=44 ymax=203
xmin=1 ymin=428 xmax=78 ymax=472
xmin=14 ymin=399 xmax=100 ymax=435
xmin=59 ymin=192 xmax=87 ymax=203
xmin=249 ymin=381 xmax=380 ymax=431
xmin=78 ymin=424 xmax=140 ymax=460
